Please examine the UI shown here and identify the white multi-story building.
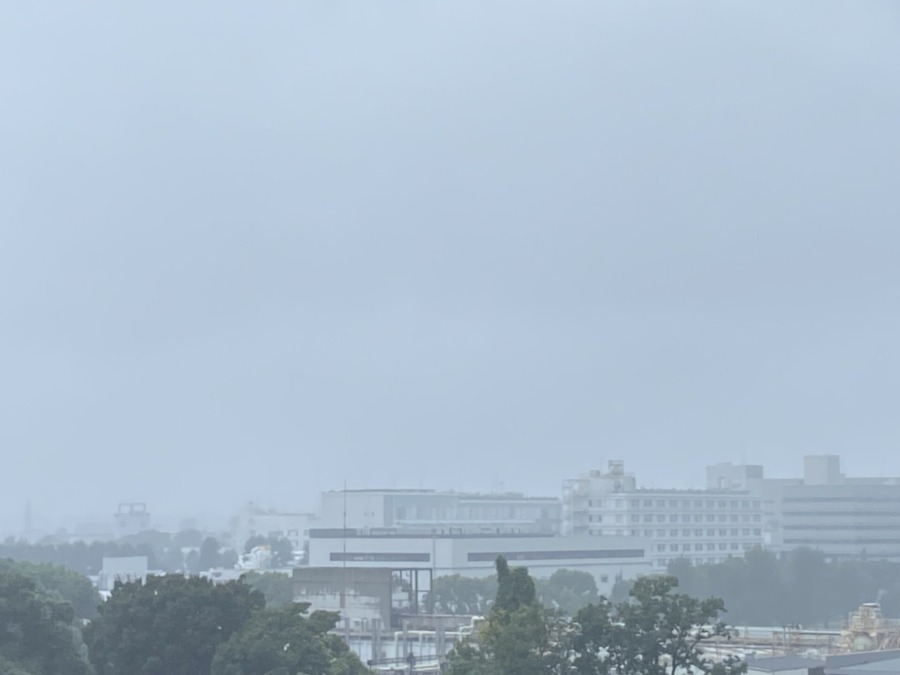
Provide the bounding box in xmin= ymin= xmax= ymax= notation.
xmin=564 ymin=461 xmax=764 ymax=569
xmin=229 ymin=503 xmax=314 ymax=552
xmin=316 ymin=489 xmax=562 ymax=536
xmin=706 ymin=455 xmax=900 ymax=562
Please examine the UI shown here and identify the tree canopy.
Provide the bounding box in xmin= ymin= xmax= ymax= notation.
xmin=210 ymin=603 xmax=368 ymax=675
xmin=667 ymin=547 xmax=900 ymax=628
xmin=84 ymin=575 xmax=264 ymax=675
xmin=0 ymin=572 xmax=93 ymax=675
xmin=0 ymin=558 xmax=100 ymax=620
xmin=447 ymin=558 xmax=745 ymax=675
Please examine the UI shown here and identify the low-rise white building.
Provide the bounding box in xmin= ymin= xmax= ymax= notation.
xmin=307 ymin=530 xmax=650 ymax=595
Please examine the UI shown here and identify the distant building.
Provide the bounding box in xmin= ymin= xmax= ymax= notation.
xmin=776 ymin=456 xmax=900 ymax=561
xmin=113 ymin=503 xmax=151 ymax=538
xmin=711 ymin=456 xmax=900 ymax=561
xmin=316 ymin=488 xmax=562 ymax=536
xmin=307 ymin=529 xmax=650 ymax=595
xmin=563 ymin=461 xmax=764 ymax=569
xmin=97 ymin=556 xmax=149 ymax=593
xmin=229 ymin=503 xmax=314 ymax=552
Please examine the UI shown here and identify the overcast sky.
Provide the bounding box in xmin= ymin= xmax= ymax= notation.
xmin=2 ymin=2 xmax=899 ymax=532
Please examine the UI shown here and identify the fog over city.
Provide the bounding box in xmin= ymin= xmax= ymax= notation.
xmin=2 ymin=2 xmax=899 ymax=533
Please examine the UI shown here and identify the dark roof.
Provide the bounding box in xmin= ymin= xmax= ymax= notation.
xmin=748 ymin=656 xmax=825 ymax=672
xmin=827 ymin=651 xmax=900 ymax=670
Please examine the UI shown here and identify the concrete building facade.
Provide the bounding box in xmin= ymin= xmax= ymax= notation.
xmin=307 ymin=530 xmax=650 ymax=596
xmin=229 ymin=503 xmax=314 ymax=552
xmin=316 ymin=489 xmax=562 ymax=536
xmin=564 ymin=461 xmax=764 ymax=569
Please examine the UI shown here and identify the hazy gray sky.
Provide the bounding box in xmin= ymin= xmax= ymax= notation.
xmin=2 ymin=2 xmax=899 ymax=531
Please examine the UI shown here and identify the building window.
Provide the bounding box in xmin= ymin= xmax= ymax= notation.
xmin=669 ymin=514 xmax=678 ymax=523
xmin=670 ymin=544 xmax=679 ymax=552
xmin=730 ymin=514 xmax=739 ymax=523
xmin=657 ymin=515 xmax=666 ymax=523
xmin=694 ymin=515 xmax=703 ymax=523
xmin=753 ymin=514 xmax=762 ymax=522
xmin=694 ymin=543 xmax=703 ymax=551
xmin=682 ymin=544 xmax=691 ymax=551
xmin=693 ymin=529 xmax=703 ymax=536
xmin=694 ymin=500 xmax=703 ymax=508
xmin=644 ymin=529 xmax=653 ymax=537
xmin=657 ymin=529 xmax=666 ymax=537
xmin=741 ymin=500 xmax=749 ymax=508
xmin=730 ymin=529 xmax=738 ymax=536
xmin=753 ymin=528 xmax=761 ymax=536
xmin=644 ymin=515 xmax=653 ymax=523
xmin=742 ymin=528 xmax=750 ymax=536
xmin=668 ymin=500 xmax=678 ymax=508
xmin=706 ymin=543 xmax=715 ymax=551
xmin=718 ymin=529 xmax=727 ymax=536
xmin=718 ymin=543 xmax=727 ymax=551
xmin=681 ymin=514 xmax=691 ymax=523
xmin=706 ymin=528 xmax=715 ymax=536
xmin=682 ymin=529 xmax=691 ymax=537
xmin=706 ymin=514 xmax=715 ymax=522
xmin=644 ymin=500 xmax=653 ymax=507
xmin=730 ymin=543 xmax=739 ymax=550
xmin=657 ymin=544 xmax=666 ymax=552
xmin=669 ymin=529 xmax=678 ymax=537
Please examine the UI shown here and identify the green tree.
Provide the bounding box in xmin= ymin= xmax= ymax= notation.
xmin=210 ymin=603 xmax=368 ymax=675
xmin=570 ymin=599 xmax=614 ymax=675
xmin=198 ymin=537 xmax=222 ymax=571
xmin=613 ymin=575 xmax=744 ymax=675
xmin=0 ymin=572 xmax=93 ymax=675
xmin=495 ymin=556 xmax=536 ymax=612
xmin=429 ymin=574 xmax=497 ymax=615
xmin=0 ymin=558 xmax=100 ymax=620
xmin=242 ymin=571 xmax=295 ymax=607
xmin=84 ymin=575 xmax=264 ymax=675
xmin=446 ymin=558 xmax=567 ymax=675
xmin=537 ymin=569 xmax=599 ymax=616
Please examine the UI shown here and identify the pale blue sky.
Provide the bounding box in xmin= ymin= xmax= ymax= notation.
xmin=1 ymin=2 xmax=898 ymax=531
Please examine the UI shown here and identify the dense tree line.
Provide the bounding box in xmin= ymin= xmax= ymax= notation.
xmin=0 ymin=563 xmax=368 ymax=675
xmin=0 ymin=532 xmax=246 ymax=577
xmin=667 ymin=548 xmax=900 ymax=628
xmin=429 ymin=568 xmax=604 ymax=617
xmin=0 ymin=572 xmax=94 ymax=675
xmin=446 ymin=557 xmax=745 ymax=675
xmin=0 ymin=558 xmax=101 ymax=620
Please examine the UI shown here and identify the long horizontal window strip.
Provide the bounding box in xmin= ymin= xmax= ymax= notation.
xmin=783 ymin=539 xmax=900 ymax=545
xmin=784 ymin=524 xmax=900 ymax=530
xmin=467 ymin=549 xmax=645 ymax=562
xmin=783 ymin=496 xmax=900 ymax=503
xmin=783 ymin=512 xmax=900 ymax=518
xmin=329 ymin=553 xmax=431 ymax=562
